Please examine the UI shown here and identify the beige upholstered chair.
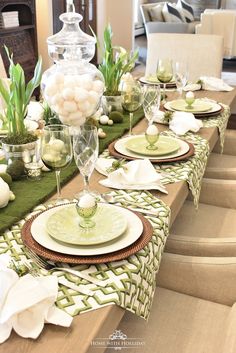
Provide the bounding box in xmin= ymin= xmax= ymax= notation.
xmin=166 ymin=178 xmax=236 ymax=256
xmin=145 ymin=33 xmax=224 ymax=82
xmin=112 ymin=255 xmax=236 ymax=353
xmin=204 ymin=130 xmax=236 ymax=180
xmin=196 ymin=10 xmax=236 ymax=58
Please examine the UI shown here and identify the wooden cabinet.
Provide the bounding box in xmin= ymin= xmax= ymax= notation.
xmin=0 ymin=0 xmax=38 ymax=83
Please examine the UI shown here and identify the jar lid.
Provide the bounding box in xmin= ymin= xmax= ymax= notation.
xmin=47 ymin=1 xmax=96 ymax=62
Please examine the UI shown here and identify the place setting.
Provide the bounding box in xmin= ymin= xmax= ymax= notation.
xmin=21 ymin=124 xmax=154 ymax=265
xmin=164 ymin=91 xmax=223 ymax=118
xmin=108 ymin=124 xmax=195 ymax=164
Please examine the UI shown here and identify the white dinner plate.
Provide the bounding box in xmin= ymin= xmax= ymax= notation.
xmin=31 ymin=203 xmax=144 ymax=256
xmin=164 ymin=100 xmax=222 ymax=115
xmin=114 ymin=135 xmax=190 ymax=160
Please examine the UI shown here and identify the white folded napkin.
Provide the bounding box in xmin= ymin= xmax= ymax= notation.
xmin=183 ymin=83 xmax=201 ymax=92
xmin=200 ymin=76 xmax=234 ymax=92
xmin=152 ymin=110 xmax=165 ymax=123
xmin=0 ymin=254 xmax=72 ymax=344
xmin=98 ymin=158 xmax=167 ymax=193
xmin=169 ymin=111 xmax=203 ymax=135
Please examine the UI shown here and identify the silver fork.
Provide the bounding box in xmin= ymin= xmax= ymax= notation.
xmin=24 ymin=248 xmax=108 ymax=287
xmin=23 ymin=261 xmax=95 ymax=296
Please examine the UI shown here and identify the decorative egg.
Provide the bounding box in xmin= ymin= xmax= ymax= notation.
xmin=93 ymin=80 xmax=104 ymax=94
xmin=108 ymin=119 xmax=113 ymax=125
xmin=186 ymin=91 xmax=194 ymax=99
xmin=78 ymin=194 xmax=96 ymax=208
xmin=63 ymin=101 xmax=77 ymax=113
xmin=146 ymin=124 xmax=159 ymax=135
xmin=99 ymin=115 xmax=109 ymax=125
xmin=49 ymin=139 xmax=65 ymax=151
xmin=0 ymin=177 xmax=11 ymax=208
xmin=74 ymin=87 xmax=89 ymax=103
xmin=62 ymin=88 xmax=74 ymax=101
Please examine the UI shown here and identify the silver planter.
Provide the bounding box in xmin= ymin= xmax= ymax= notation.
xmin=101 ymin=95 xmax=123 ymax=116
xmin=2 ymin=140 xmax=39 ymax=167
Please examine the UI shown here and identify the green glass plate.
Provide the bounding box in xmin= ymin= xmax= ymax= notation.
xmin=46 ymin=204 xmax=128 ymax=246
xmin=169 ymin=99 xmax=212 ymax=113
xmin=125 ymin=135 xmax=180 ymax=156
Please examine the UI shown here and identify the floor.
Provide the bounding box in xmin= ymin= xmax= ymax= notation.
xmin=134 ymin=35 xmax=236 ymax=86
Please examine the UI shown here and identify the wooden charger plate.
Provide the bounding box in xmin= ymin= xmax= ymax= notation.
xmin=21 ymin=207 xmax=153 ymax=264
xmin=108 ymin=139 xmax=195 ymax=163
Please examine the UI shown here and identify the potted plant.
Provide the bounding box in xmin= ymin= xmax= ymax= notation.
xmin=0 ymin=46 xmax=42 ymax=178
xmin=97 ymin=25 xmax=138 ymax=114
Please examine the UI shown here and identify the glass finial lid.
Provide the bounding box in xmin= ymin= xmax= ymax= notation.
xmin=47 ymin=0 xmax=96 ymax=62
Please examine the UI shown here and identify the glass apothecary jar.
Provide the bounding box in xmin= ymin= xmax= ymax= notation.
xmin=41 ymin=2 xmax=104 ymax=128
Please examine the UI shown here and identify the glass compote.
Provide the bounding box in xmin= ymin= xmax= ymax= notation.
xmin=143 ymin=85 xmax=161 ymax=126
xmin=41 ymin=124 xmax=72 ymax=200
xmin=156 ymin=58 xmax=173 ymax=103
xmin=121 ymin=80 xmax=143 ymax=136
xmin=174 ymin=62 xmax=188 ymax=98
xmin=73 ymin=124 xmax=98 ymax=198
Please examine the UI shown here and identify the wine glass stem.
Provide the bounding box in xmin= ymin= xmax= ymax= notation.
xmin=55 ymin=170 xmax=61 ymax=199
xmin=83 ymin=175 xmax=90 ymax=191
xmin=163 ymin=83 xmax=166 ymax=103
xmin=129 ymin=112 xmax=133 ymax=136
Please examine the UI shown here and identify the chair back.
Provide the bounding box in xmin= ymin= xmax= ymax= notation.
xmin=145 ymin=33 xmax=224 ymax=82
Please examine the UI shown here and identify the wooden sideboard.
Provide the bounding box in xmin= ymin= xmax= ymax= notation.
xmin=0 ymin=0 xmax=38 ymax=83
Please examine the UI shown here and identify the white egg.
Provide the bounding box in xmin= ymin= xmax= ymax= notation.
xmin=51 ymin=93 xmax=64 ymax=106
xmin=74 ymin=87 xmax=89 ymax=103
xmin=98 ymin=128 xmax=103 ymax=134
xmin=63 ymin=100 xmax=78 ymax=113
xmin=67 ymin=111 xmax=83 ymax=122
xmin=79 ymin=100 xmax=90 ymax=113
xmin=93 ymin=80 xmax=104 ymax=93
xmin=99 ymin=115 xmax=109 ymax=125
xmin=108 ymin=119 xmax=113 ymax=125
xmin=64 ymin=75 xmax=77 ymax=87
xmin=53 ymin=72 xmax=65 ymax=84
xmin=57 ymin=106 xmax=69 ymax=116
xmin=45 ymin=82 xmax=58 ymax=97
xmin=78 ymin=194 xmax=96 ymax=208
xmin=98 ymin=131 xmax=106 ymax=139
xmin=49 ymin=138 xmax=65 ymax=151
xmin=146 ymin=124 xmax=159 ymax=135
xmin=62 ymin=88 xmax=74 ymax=101
xmin=88 ymin=91 xmax=100 ymax=105
xmin=79 ymin=75 xmax=93 ymax=90
xmin=186 ymin=91 xmax=194 ymax=98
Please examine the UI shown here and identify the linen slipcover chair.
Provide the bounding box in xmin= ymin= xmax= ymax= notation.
xmin=112 ymin=254 xmax=236 ymax=353
xmin=205 ymin=129 xmax=236 ymax=180
xmin=145 ymin=33 xmax=223 ymax=82
xmin=166 ymin=178 xmax=236 ymax=257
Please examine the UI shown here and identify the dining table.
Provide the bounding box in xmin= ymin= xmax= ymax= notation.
xmin=1 ymin=88 xmax=236 ymax=353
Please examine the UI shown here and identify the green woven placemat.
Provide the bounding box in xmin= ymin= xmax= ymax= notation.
xmin=0 ymin=108 xmax=144 ymax=234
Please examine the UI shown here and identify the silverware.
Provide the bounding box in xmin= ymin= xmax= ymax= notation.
xmin=100 ymin=193 xmax=159 ymax=217
xmin=25 ymin=248 xmax=108 ymax=287
xmin=23 ymin=261 xmax=94 ymax=296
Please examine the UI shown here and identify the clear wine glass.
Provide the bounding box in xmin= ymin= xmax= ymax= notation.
xmin=41 ymin=124 xmax=72 ymax=200
xmin=73 ymin=124 xmax=99 ymax=198
xmin=156 ymin=58 xmax=173 ymax=103
xmin=174 ymin=62 xmax=189 ymax=98
xmin=143 ymin=84 xmax=161 ymax=126
xmin=121 ymin=80 xmax=143 ymax=136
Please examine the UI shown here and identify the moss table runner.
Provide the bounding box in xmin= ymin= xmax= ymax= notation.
xmin=0 ymin=108 xmax=144 ymax=234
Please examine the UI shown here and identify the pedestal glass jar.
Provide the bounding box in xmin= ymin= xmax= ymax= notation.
xmin=41 ymin=3 xmax=104 ymax=128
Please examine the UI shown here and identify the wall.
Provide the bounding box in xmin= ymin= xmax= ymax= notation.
xmin=96 ymin=0 xmax=134 ymax=62
xmin=35 ymin=0 xmax=53 ymax=72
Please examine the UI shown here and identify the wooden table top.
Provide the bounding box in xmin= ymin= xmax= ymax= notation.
xmin=1 ymin=89 xmax=236 ymax=353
